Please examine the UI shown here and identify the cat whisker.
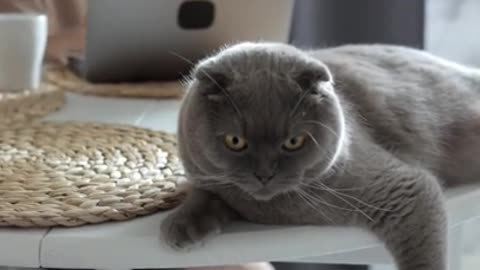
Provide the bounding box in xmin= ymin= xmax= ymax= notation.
xmin=297 ymin=185 xmax=358 ymax=212
xmin=304 ymin=182 xmax=375 ymax=221
xmin=295 ymin=189 xmax=335 ymax=224
xmin=301 ymin=176 xmax=382 ymax=192
xmin=304 ymin=131 xmax=336 ymax=157
xmin=328 ymin=189 xmax=392 ymax=213
xmin=304 ymin=131 xmax=321 ymax=149
xmin=168 ymin=50 xmax=244 ymax=120
xmin=300 ymin=120 xmax=338 ymax=139
xmin=283 ymin=191 xmax=298 ymax=211
xmin=303 ymin=165 xmax=393 ymax=192
xmin=307 ymin=182 xmax=392 ymax=213
xmin=301 ymin=132 xmax=341 ymax=177
xmin=318 ymin=181 xmax=385 ymax=192
xmin=289 ymin=88 xmax=314 ymax=118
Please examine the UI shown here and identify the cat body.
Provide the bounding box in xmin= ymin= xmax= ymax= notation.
xmin=162 ymin=43 xmax=480 ymax=270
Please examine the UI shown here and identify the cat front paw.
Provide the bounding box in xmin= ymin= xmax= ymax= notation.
xmin=161 ymin=211 xmax=223 ymax=251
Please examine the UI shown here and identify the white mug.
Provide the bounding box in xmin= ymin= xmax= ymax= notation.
xmin=0 ymin=13 xmax=47 ymax=92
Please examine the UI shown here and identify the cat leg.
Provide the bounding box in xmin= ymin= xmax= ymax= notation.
xmin=161 ymin=188 xmax=238 ymax=251
xmin=364 ymin=167 xmax=447 ymax=270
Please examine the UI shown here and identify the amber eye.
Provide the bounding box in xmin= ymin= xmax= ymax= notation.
xmin=224 ymin=134 xmax=248 ymax=151
xmin=283 ymin=135 xmax=306 ymax=151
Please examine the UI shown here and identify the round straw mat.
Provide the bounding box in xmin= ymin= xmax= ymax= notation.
xmin=0 ymin=122 xmax=186 ymax=227
xmin=45 ymin=63 xmax=184 ymax=99
xmin=0 ymin=85 xmax=65 ymax=129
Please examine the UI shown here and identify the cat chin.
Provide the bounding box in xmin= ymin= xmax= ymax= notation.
xmin=251 ymin=193 xmax=276 ymax=201
xmin=249 ymin=188 xmax=282 ymax=201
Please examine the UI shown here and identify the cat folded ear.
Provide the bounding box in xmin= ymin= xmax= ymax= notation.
xmin=192 ymin=61 xmax=231 ymax=102
xmin=293 ymin=60 xmax=332 ymax=92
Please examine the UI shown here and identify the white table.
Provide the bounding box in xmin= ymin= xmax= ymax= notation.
xmin=2 ymin=93 xmax=480 ymax=270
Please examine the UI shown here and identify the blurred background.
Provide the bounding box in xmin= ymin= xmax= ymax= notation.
xmin=0 ymin=0 xmax=478 ymax=269
xmin=2 ymin=0 xmax=480 ymax=69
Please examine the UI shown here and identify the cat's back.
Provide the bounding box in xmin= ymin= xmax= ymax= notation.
xmin=310 ymin=44 xmax=480 ymax=127
xmin=310 ymin=44 xmax=479 ymax=77
xmin=310 ymin=44 xmax=480 ymax=97
xmin=310 ymin=44 xmax=480 ymax=131
xmin=310 ymin=44 xmax=480 ymax=171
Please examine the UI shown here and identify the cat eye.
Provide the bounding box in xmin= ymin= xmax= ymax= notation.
xmin=224 ymin=134 xmax=248 ymax=151
xmin=283 ymin=135 xmax=306 ymax=151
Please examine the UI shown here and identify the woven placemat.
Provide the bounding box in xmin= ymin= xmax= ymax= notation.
xmin=0 ymin=122 xmax=186 ymax=227
xmin=0 ymin=84 xmax=65 ymax=129
xmin=45 ymin=63 xmax=184 ymax=99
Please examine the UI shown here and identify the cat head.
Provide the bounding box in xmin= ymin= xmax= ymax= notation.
xmin=178 ymin=42 xmax=347 ymax=201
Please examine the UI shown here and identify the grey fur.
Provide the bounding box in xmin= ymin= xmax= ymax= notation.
xmin=162 ymin=42 xmax=480 ymax=270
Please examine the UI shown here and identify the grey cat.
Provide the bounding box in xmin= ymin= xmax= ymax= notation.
xmin=161 ymin=42 xmax=480 ymax=270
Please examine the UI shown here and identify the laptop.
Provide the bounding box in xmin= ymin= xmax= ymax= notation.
xmin=69 ymin=0 xmax=294 ymax=83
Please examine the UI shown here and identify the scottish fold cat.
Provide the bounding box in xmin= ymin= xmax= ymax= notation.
xmin=162 ymin=42 xmax=480 ymax=270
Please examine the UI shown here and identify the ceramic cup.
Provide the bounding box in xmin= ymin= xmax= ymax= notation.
xmin=0 ymin=13 xmax=47 ymax=92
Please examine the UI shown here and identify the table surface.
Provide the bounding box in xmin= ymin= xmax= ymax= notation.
xmin=2 ymin=93 xmax=480 ymax=269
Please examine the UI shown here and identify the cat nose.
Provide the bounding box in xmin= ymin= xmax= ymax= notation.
xmin=254 ymin=160 xmax=278 ymax=185
xmin=254 ymin=172 xmax=276 ymax=185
